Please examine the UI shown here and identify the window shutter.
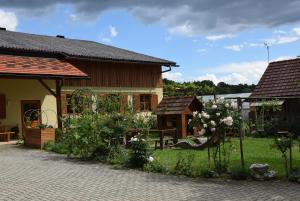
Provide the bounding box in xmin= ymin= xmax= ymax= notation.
xmin=0 ymin=94 xmax=6 ymax=119
xmin=61 ymin=93 xmax=68 ymax=116
xmin=151 ymin=94 xmax=158 ymax=112
xmin=120 ymin=94 xmax=128 ymax=113
xmin=133 ymin=94 xmax=140 ymax=112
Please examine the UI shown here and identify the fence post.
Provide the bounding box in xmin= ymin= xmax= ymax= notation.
xmin=237 ymin=98 xmax=245 ymax=169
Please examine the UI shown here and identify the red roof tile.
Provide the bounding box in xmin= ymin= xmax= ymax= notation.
xmin=0 ymin=54 xmax=87 ymax=78
xmin=251 ymin=58 xmax=300 ymax=98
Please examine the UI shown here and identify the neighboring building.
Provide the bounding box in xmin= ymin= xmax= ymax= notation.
xmin=250 ymin=58 xmax=300 ymax=133
xmin=0 ymin=29 xmax=176 ymax=134
xmin=199 ymin=93 xmax=251 ymax=120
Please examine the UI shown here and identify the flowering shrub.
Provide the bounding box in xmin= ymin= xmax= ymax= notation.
xmin=189 ymin=97 xmax=236 ymax=136
xmin=126 ymin=135 xmax=153 ymax=168
xmin=273 ymin=136 xmax=292 ymax=177
xmin=189 ymin=97 xmax=238 ymax=174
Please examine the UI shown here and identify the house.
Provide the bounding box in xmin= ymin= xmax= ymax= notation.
xmin=156 ymin=96 xmax=203 ymax=138
xmin=0 ymin=28 xmax=176 ymax=138
xmin=250 ymin=57 xmax=300 ymax=134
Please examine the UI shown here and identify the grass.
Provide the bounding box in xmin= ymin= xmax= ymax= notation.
xmin=153 ymin=137 xmax=300 ymax=178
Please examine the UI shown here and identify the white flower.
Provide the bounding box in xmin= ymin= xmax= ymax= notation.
xmin=130 ymin=137 xmax=138 ymax=142
xmin=148 ymin=156 xmax=154 ymax=162
xmin=216 ymin=113 xmax=220 ymax=116
xmin=210 ymin=120 xmax=216 ymax=127
xmin=188 ymin=119 xmax=192 ymax=124
xmin=212 ymin=104 xmax=217 ymax=109
xmin=201 ymin=111 xmax=210 ymax=119
xmin=210 ymin=127 xmax=216 ymax=132
xmin=193 ymin=111 xmax=198 ymax=117
xmin=223 ymin=116 xmax=233 ymax=126
xmin=200 ymin=129 xmax=206 ymax=135
xmin=225 ymin=103 xmax=230 ymax=108
xmin=203 ymin=124 xmax=207 ymax=128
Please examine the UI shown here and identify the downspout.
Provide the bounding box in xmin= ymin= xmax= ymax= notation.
xmin=161 ymin=64 xmax=179 ymax=73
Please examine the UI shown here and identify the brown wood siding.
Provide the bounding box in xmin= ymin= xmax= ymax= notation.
xmin=151 ymin=94 xmax=158 ymax=112
xmin=61 ymin=93 xmax=68 ymax=116
xmin=64 ymin=60 xmax=163 ymax=88
xmin=0 ymin=94 xmax=6 ymax=119
xmin=133 ymin=94 xmax=140 ymax=112
xmin=120 ymin=94 xmax=128 ymax=113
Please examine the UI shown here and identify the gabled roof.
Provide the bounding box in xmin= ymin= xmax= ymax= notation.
xmin=0 ymin=54 xmax=87 ymax=78
xmin=0 ymin=30 xmax=176 ymax=66
xmin=156 ymin=96 xmax=202 ymax=115
xmin=250 ymin=58 xmax=300 ymax=98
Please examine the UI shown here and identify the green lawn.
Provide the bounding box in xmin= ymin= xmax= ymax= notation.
xmin=153 ymin=137 xmax=300 ymax=177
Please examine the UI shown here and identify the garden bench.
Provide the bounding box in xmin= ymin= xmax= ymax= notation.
xmin=0 ymin=126 xmax=15 ymax=142
xmin=153 ymin=128 xmax=178 ymax=149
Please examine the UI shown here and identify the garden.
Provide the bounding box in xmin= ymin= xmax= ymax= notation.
xmin=44 ymin=89 xmax=300 ymax=182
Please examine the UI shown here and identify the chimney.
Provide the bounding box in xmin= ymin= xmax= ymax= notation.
xmin=0 ymin=27 xmax=6 ymax=31
xmin=56 ymin=35 xmax=65 ymax=38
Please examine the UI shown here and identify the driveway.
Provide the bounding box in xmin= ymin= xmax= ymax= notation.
xmin=0 ymin=144 xmax=299 ymax=201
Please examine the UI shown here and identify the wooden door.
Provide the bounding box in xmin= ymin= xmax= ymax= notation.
xmin=21 ymin=100 xmax=41 ymax=133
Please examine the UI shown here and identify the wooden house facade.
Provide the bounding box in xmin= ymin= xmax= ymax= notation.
xmin=0 ymin=28 xmax=176 ymax=141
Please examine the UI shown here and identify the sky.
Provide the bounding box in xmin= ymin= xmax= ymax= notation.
xmin=0 ymin=0 xmax=300 ymax=85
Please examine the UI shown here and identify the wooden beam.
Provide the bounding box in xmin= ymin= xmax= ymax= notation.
xmin=56 ymin=79 xmax=63 ymax=129
xmin=38 ymin=79 xmax=57 ymax=97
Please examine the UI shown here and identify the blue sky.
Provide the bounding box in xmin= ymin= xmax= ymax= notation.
xmin=0 ymin=1 xmax=300 ymax=84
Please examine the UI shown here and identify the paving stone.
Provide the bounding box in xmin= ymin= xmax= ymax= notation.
xmin=0 ymin=144 xmax=299 ymax=201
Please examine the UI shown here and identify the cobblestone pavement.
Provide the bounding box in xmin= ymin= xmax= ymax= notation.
xmin=0 ymin=144 xmax=299 ymax=201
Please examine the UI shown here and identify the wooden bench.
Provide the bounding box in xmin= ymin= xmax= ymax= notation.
xmin=0 ymin=126 xmax=15 ymax=142
xmin=153 ymin=128 xmax=178 ymax=150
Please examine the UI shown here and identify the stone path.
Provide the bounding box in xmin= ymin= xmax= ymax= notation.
xmin=0 ymin=144 xmax=299 ymax=201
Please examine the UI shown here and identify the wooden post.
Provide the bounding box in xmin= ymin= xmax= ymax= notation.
xmin=56 ymin=79 xmax=63 ymax=129
xmin=237 ymin=98 xmax=245 ymax=169
xmin=181 ymin=114 xmax=187 ymax=138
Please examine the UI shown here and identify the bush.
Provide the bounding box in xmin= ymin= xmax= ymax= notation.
xmin=289 ymin=168 xmax=300 ymax=183
xmin=44 ymin=142 xmax=68 ymax=154
xmin=144 ymin=158 xmax=167 ymax=174
xmin=126 ymin=136 xmax=152 ymax=168
xmin=172 ymin=154 xmax=195 ymax=177
xmin=230 ymin=167 xmax=250 ymax=180
xmin=201 ymin=169 xmax=218 ymax=178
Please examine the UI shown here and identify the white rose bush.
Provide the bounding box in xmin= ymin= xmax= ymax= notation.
xmin=189 ymin=97 xmax=239 ymax=174
xmin=190 ymin=98 xmax=236 ymax=137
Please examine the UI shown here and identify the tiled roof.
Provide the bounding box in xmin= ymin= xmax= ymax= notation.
xmin=0 ymin=54 xmax=87 ymax=78
xmin=156 ymin=96 xmax=202 ymax=115
xmin=251 ymin=58 xmax=300 ymax=98
xmin=0 ymin=30 xmax=176 ymax=66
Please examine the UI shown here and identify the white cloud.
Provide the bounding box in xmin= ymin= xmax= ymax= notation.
xmin=194 ymin=60 xmax=268 ymax=84
xmin=109 ymin=25 xmax=118 ymax=37
xmin=163 ymin=72 xmax=184 ymax=82
xmin=101 ymin=37 xmax=111 ymax=43
xmin=0 ymin=10 xmax=18 ymax=31
xmin=169 ymin=21 xmax=194 ymax=37
xmin=224 ymin=44 xmax=243 ymax=52
xmin=265 ymin=26 xmax=300 ymax=45
xmin=273 ymin=56 xmax=294 ymax=61
xmin=205 ymin=34 xmax=235 ymax=41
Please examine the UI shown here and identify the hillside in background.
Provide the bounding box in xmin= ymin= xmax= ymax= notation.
xmin=163 ymin=79 xmax=256 ymax=96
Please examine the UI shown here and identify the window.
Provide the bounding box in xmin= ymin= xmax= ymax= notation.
xmin=140 ymin=94 xmax=151 ymax=111
xmin=0 ymin=94 xmax=6 ymax=119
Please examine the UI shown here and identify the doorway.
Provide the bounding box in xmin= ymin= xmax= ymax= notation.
xmin=21 ymin=100 xmax=41 ymax=133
